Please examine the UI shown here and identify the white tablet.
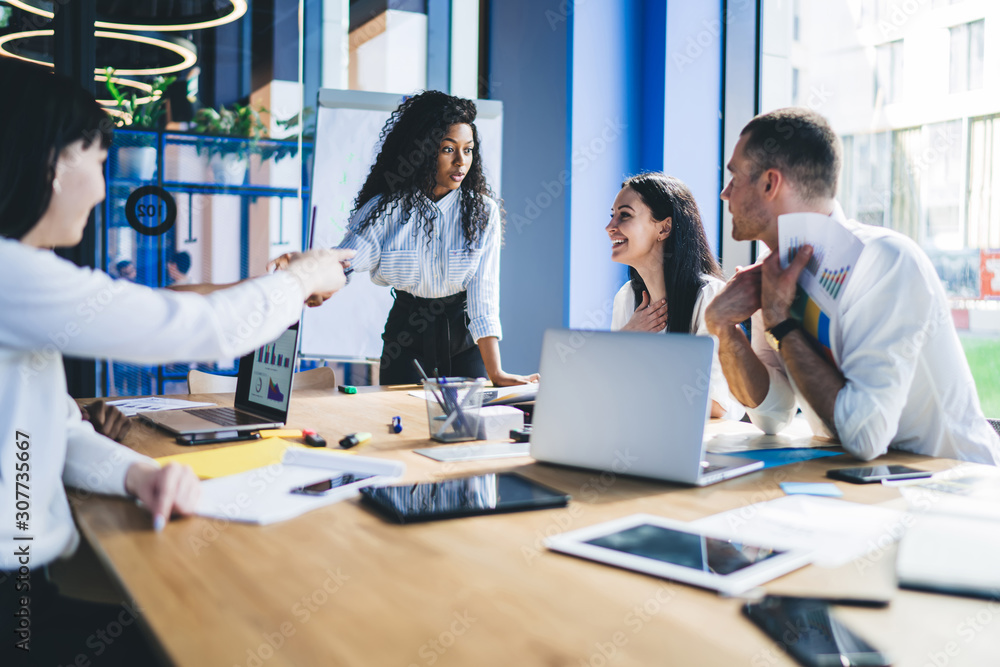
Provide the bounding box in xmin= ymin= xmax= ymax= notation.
xmin=545 ymin=514 xmax=813 ymax=596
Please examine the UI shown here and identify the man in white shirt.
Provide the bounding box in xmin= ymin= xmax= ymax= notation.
xmin=704 ymin=108 xmax=1000 ymax=465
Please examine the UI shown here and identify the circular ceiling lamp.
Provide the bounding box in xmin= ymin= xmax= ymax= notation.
xmin=0 ymin=30 xmax=197 ymax=76
xmin=94 ymin=74 xmax=159 ymax=107
xmin=4 ymin=0 xmax=248 ymax=32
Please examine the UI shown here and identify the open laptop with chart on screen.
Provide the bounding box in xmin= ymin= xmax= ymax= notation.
xmin=140 ymin=323 xmax=300 ymax=435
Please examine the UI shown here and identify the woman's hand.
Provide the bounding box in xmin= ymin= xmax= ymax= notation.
xmin=489 ymin=371 xmax=540 ymax=387
xmin=269 ymin=249 xmax=356 ymax=307
xmin=125 ymin=462 xmax=201 ymax=531
xmin=622 ymin=291 xmax=667 ymax=332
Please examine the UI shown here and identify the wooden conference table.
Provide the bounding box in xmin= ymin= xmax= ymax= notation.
xmin=71 ymin=387 xmax=999 ymax=667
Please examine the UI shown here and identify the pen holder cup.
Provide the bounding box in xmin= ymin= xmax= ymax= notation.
xmin=424 ymin=377 xmax=486 ymax=443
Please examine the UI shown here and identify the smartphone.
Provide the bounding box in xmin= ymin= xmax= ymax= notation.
xmin=290 ymin=473 xmax=374 ymax=496
xmin=826 ymin=464 xmax=931 ymax=484
xmin=176 ymin=431 xmax=262 ymax=446
xmin=743 ymin=596 xmax=891 ymax=667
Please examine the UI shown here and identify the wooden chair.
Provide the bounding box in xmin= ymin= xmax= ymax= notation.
xmin=186 ymin=366 xmax=338 ymax=394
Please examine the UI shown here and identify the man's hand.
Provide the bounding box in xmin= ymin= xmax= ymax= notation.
xmin=761 ymin=245 xmax=813 ymax=329
xmin=704 ymin=263 xmax=763 ymax=336
xmin=81 ymin=400 xmax=132 ymax=443
xmin=621 ymin=291 xmax=668 ymax=332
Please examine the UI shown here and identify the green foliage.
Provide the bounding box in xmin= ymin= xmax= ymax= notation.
xmin=104 ymin=68 xmax=175 ymax=130
xmin=960 ymin=335 xmax=1000 ymax=418
xmin=191 ymin=103 xmax=268 ymax=160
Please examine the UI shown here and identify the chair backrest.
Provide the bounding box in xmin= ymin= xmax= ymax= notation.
xmin=187 ymin=366 xmax=338 ymax=394
xmin=291 ymin=366 xmax=337 ymax=390
xmin=186 ymin=369 xmax=238 ymax=394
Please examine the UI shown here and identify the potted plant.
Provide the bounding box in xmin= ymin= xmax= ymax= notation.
xmin=191 ymin=103 xmax=267 ymax=185
xmin=104 ymin=68 xmax=175 ymax=181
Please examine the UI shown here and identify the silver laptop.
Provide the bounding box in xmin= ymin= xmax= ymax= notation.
xmin=140 ymin=323 xmax=300 ymax=435
xmin=530 ymin=329 xmax=763 ymax=486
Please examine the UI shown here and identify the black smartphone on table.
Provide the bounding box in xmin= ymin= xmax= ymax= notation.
xmin=360 ymin=471 xmax=569 ymax=523
xmin=826 ymin=465 xmax=931 ymax=484
xmin=743 ymin=596 xmax=891 ymax=667
xmin=290 ymin=473 xmax=374 ymax=496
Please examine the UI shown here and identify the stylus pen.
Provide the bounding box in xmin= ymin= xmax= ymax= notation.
xmin=412 ymin=359 xmax=449 ymax=414
xmin=413 ymin=360 xmax=469 ymax=435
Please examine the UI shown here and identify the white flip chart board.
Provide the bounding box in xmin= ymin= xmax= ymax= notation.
xmin=299 ymin=88 xmax=503 ymax=361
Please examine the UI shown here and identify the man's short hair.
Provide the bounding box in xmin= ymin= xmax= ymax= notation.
xmin=740 ymin=108 xmax=841 ymax=203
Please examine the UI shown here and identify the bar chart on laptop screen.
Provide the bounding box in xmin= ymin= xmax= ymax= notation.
xmin=249 ymin=329 xmax=297 ymax=409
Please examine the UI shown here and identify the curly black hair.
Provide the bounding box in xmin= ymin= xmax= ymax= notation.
xmin=352 ymin=90 xmax=498 ymax=248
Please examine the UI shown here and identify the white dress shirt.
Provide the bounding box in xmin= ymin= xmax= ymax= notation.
xmin=0 ymin=238 xmax=307 ymax=569
xmin=611 ymin=276 xmax=745 ymax=421
xmin=337 ymin=189 xmax=502 ymax=342
xmin=746 ymin=205 xmax=1000 ymax=464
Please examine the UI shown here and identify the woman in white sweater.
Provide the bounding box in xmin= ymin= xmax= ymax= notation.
xmin=0 ymin=61 xmax=352 ymax=573
xmin=606 ymin=172 xmax=742 ymax=419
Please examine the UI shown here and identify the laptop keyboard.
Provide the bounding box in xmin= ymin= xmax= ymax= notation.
xmin=184 ymin=407 xmax=265 ymax=427
xmin=701 ymin=462 xmax=726 ymax=475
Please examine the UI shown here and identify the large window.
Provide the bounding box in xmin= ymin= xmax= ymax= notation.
xmin=762 ymin=0 xmax=1000 ymax=416
xmin=950 ymin=19 xmax=985 ymax=94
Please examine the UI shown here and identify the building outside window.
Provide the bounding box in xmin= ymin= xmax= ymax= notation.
xmin=762 ymin=0 xmax=1000 ymax=416
xmin=949 ymin=19 xmax=985 ymax=93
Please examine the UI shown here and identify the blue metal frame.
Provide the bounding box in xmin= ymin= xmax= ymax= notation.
xmin=100 ymin=129 xmax=315 ymax=396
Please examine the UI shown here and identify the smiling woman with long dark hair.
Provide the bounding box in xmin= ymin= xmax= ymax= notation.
xmin=335 ymin=90 xmax=537 ymax=386
xmin=605 ymin=172 xmax=742 ymax=419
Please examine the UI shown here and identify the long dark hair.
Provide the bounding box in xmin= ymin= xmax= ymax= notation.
xmin=351 ymin=90 xmax=497 ymax=248
xmin=0 ymin=59 xmax=113 ymax=240
xmin=623 ymin=173 xmax=722 ymax=333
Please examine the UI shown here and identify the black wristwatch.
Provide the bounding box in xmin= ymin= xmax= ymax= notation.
xmin=766 ymin=318 xmax=802 ymax=350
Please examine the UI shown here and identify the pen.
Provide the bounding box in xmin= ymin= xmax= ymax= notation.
xmin=390 ymin=416 xmax=402 ymax=433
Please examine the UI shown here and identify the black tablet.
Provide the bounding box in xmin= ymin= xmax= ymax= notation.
xmin=360 ymin=472 xmax=570 ymax=523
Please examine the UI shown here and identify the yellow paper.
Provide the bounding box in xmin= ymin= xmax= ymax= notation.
xmin=156 ymin=438 xmax=305 ymax=479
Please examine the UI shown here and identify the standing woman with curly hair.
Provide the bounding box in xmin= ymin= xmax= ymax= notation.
xmin=339 ymin=91 xmax=538 ymax=386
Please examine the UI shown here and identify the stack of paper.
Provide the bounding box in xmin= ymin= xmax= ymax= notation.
xmin=777 ymin=213 xmax=865 ymax=362
xmin=691 ymin=495 xmax=904 ymax=568
xmin=193 ymin=446 xmax=404 ymax=525
xmin=897 ymin=466 xmax=1000 ymax=521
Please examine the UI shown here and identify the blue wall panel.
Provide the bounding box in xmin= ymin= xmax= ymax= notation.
xmin=567 ymin=0 xmax=641 ymax=330
xmin=490 ymin=0 xmax=571 ymax=372
xmin=662 ymin=0 xmax=725 ymax=257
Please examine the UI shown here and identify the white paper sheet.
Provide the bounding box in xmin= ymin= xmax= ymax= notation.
xmin=691 ymin=495 xmax=904 ymax=568
xmin=107 ymin=397 xmax=215 ymax=417
xmin=778 ymin=212 xmax=865 ymax=315
xmin=195 ymin=448 xmax=405 ymax=525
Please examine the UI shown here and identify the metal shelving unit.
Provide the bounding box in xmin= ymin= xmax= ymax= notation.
xmin=100 ymin=129 xmax=313 ymax=396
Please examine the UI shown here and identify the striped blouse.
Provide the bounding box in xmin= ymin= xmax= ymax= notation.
xmin=337 ymin=188 xmax=502 ymax=341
